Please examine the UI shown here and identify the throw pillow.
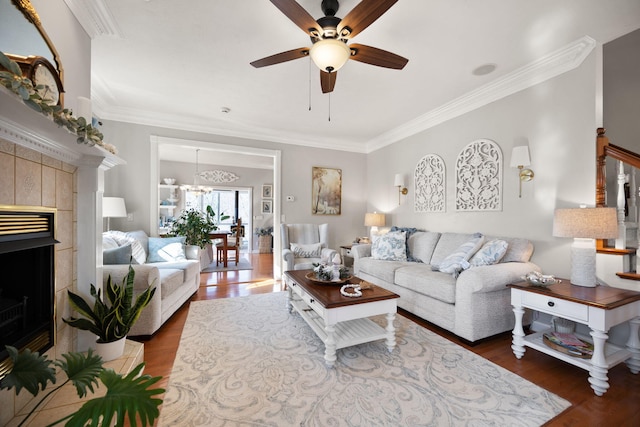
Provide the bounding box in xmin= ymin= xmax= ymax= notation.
xmin=434 ymin=232 xmax=484 ymax=277
xmin=390 ymin=226 xmax=424 ymax=262
xmin=103 ymin=230 xmax=146 ymax=265
xmin=147 ymin=236 xmax=187 ymax=263
xmin=371 ymin=231 xmax=407 ymax=261
xmin=103 ymin=243 xmax=132 ymax=265
xmin=469 ymin=239 xmax=509 ymax=267
xmin=290 ymin=242 xmax=322 ymax=258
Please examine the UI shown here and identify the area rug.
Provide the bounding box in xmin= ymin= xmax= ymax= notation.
xmin=201 ymin=258 xmax=253 ymax=273
xmin=158 ymin=292 xmax=570 ymax=426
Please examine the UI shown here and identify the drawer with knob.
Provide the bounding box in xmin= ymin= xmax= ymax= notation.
xmin=521 ymin=292 xmax=588 ymax=322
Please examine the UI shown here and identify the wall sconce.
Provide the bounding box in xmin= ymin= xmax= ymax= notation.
xmin=510 ymin=146 xmax=534 ymax=198
xmin=394 ymin=174 xmax=408 ymax=205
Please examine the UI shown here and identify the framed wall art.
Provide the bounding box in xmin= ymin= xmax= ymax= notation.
xmin=261 ymin=199 xmax=273 ymax=214
xmin=262 ymin=184 xmax=272 ymax=199
xmin=312 ymin=167 xmax=342 ymax=215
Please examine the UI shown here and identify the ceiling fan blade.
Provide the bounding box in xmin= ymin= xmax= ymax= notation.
xmin=349 ymin=43 xmax=408 ymax=69
xmin=250 ymin=47 xmax=309 ymax=68
xmin=320 ymin=70 xmax=337 ymax=93
xmin=270 ymin=0 xmax=323 ymax=36
xmin=337 ymin=0 xmax=398 ymax=39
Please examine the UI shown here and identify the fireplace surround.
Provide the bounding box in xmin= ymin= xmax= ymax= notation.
xmin=0 ymin=86 xmax=124 ymax=425
xmin=0 ymin=206 xmax=58 ymax=377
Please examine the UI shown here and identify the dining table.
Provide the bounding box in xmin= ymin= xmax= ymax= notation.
xmin=208 ymin=232 xmax=230 ymax=267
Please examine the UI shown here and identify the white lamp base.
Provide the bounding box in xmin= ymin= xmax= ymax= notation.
xmin=570 ymin=238 xmax=597 ymax=287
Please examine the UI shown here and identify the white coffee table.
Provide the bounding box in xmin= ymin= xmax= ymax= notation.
xmin=284 ymin=270 xmax=399 ymax=367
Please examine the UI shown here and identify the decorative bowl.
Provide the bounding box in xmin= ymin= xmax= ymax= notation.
xmin=523 ymin=271 xmax=560 ymax=287
xmin=305 ymin=272 xmax=353 ymax=285
xmin=163 ymin=178 xmax=176 ymax=185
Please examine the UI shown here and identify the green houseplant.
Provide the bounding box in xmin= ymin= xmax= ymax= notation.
xmin=169 ymin=206 xmax=229 ymax=249
xmin=0 ymin=345 xmax=163 ymax=427
xmin=63 ymin=265 xmax=155 ymax=358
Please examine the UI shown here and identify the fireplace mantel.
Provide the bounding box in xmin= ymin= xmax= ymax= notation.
xmin=0 ymin=87 xmax=124 ymax=169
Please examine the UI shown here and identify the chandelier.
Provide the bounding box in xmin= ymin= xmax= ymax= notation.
xmin=179 ymin=149 xmax=213 ymax=195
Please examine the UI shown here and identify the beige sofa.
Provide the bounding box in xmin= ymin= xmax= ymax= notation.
xmin=352 ymin=230 xmax=539 ymax=343
xmin=102 ymin=230 xmax=200 ymax=337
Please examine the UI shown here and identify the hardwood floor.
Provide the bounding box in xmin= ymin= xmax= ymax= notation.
xmin=136 ymin=253 xmax=640 ymax=426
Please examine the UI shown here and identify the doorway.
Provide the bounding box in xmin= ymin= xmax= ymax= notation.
xmin=149 ymin=136 xmax=282 ymax=277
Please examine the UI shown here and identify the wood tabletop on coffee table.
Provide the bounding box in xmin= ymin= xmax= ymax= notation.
xmin=285 ymin=269 xmax=399 ymax=309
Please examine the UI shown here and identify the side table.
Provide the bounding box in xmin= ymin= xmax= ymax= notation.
xmin=508 ymin=280 xmax=640 ymax=396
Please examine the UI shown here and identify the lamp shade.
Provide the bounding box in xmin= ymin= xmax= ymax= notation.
xmin=364 ymin=212 xmax=385 ymax=227
xmin=394 ymin=174 xmax=405 ymax=187
xmin=103 ymin=197 xmax=127 ymax=218
xmin=309 ymin=39 xmax=351 ymax=72
xmin=510 ymin=146 xmax=531 ymax=168
xmin=552 ymin=207 xmax=618 ymax=238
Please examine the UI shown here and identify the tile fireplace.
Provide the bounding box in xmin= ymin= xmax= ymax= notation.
xmin=0 ymin=207 xmax=57 ymax=378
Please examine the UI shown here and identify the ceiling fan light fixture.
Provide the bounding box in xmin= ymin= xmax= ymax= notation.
xmin=309 ymin=38 xmax=350 ymax=73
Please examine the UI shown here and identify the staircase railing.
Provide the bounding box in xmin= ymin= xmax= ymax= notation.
xmin=596 ymin=127 xmax=640 ymax=277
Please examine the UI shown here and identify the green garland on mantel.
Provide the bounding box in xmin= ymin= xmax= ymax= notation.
xmin=0 ymin=51 xmax=117 ymax=155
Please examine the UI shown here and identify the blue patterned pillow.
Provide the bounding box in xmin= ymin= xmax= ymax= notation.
xmin=434 ymin=233 xmax=484 ymax=277
xmin=371 ymin=231 xmax=407 ymax=261
xmin=390 ymin=226 xmax=424 ymax=262
xmin=469 ymin=239 xmax=508 ymax=267
xmin=147 ymin=236 xmax=186 ymax=263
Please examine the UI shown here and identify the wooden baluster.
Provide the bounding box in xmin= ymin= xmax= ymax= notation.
xmin=616 ymin=160 xmax=627 ymax=249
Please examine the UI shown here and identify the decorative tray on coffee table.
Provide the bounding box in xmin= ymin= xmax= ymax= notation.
xmin=305 ymin=272 xmax=353 ymax=285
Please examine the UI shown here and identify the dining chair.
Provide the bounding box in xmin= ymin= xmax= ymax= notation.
xmin=216 ymin=218 xmax=244 ymax=265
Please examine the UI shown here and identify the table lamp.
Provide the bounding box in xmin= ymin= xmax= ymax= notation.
xmin=103 ymin=197 xmax=127 ymax=231
xmin=364 ymin=212 xmax=385 ymax=240
xmin=552 ymin=207 xmax=617 ymax=287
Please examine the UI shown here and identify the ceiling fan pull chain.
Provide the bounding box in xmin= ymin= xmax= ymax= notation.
xmin=328 ymin=92 xmax=331 ymax=122
xmin=308 ymin=57 xmax=312 ymax=111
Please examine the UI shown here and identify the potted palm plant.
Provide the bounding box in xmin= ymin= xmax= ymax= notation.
xmin=169 ymin=206 xmax=229 ymax=258
xmin=63 ymin=265 xmax=156 ymax=361
xmin=0 ymin=345 xmax=164 ymax=426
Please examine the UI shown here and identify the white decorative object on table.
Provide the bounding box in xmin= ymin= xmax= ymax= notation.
xmin=340 ymin=284 xmax=362 ymax=297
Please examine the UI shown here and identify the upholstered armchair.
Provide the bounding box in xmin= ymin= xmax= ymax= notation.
xmin=281 ymin=223 xmax=337 ymax=271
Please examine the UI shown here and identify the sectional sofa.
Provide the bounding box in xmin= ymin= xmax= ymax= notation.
xmin=352 ymin=229 xmax=539 ymax=342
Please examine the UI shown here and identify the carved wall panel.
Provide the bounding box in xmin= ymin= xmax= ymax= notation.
xmin=199 ymin=169 xmax=239 ymax=183
xmin=414 ymin=154 xmax=445 ymax=212
xmin=455 ymin=139 xmax=502 ymax=211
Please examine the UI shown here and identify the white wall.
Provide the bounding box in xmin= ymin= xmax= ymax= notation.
xmin=366 ymin=50 xmax=600 ymax=280
xmin=604 ymin=28 xmax=640 ymax=151
xmin=102 ymin=121 xmax=368 ymax=252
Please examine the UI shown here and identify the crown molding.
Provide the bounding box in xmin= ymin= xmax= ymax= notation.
xmin=63 ymin=0 xmax=121 ymax=38
xmin=365 ymin=35 xmax=597 ymax=152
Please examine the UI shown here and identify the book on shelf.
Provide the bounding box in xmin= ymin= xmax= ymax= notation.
xmin=543 ymin=332 xmax=594 ymax=358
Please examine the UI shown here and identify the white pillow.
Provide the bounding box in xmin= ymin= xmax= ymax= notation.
xmin=435 ymin=233 xmax=484 ymax=277
xmin=469 ymin=239 xmax=508 ymax=267
xmin=291 ymin=243 xmax=322 ymax=258
xmin=103 ymin=231 xmax=146 ymax=264
xmin=371 ymin=231 xmax=407 ymax=261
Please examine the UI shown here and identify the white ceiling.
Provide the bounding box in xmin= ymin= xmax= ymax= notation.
xmin=78 ymin=0 xmax=640 ymax=162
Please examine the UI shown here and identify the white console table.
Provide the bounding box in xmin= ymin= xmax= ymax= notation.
xmin=509 ymin=280 xmax=640 ymax=396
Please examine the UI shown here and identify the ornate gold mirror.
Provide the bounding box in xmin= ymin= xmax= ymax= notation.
xmin=0 ymin=0 xmax=64 ymax=101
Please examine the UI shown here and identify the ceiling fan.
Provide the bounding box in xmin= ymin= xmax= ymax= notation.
xmin=250 ymin=0 xmax=409 ymax=94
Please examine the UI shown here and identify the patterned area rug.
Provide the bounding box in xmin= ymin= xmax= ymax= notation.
xmin=201 ymin=258 xmax=253 ymax=273
xmin=159 ymin=292 xmax=570 ymax=426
